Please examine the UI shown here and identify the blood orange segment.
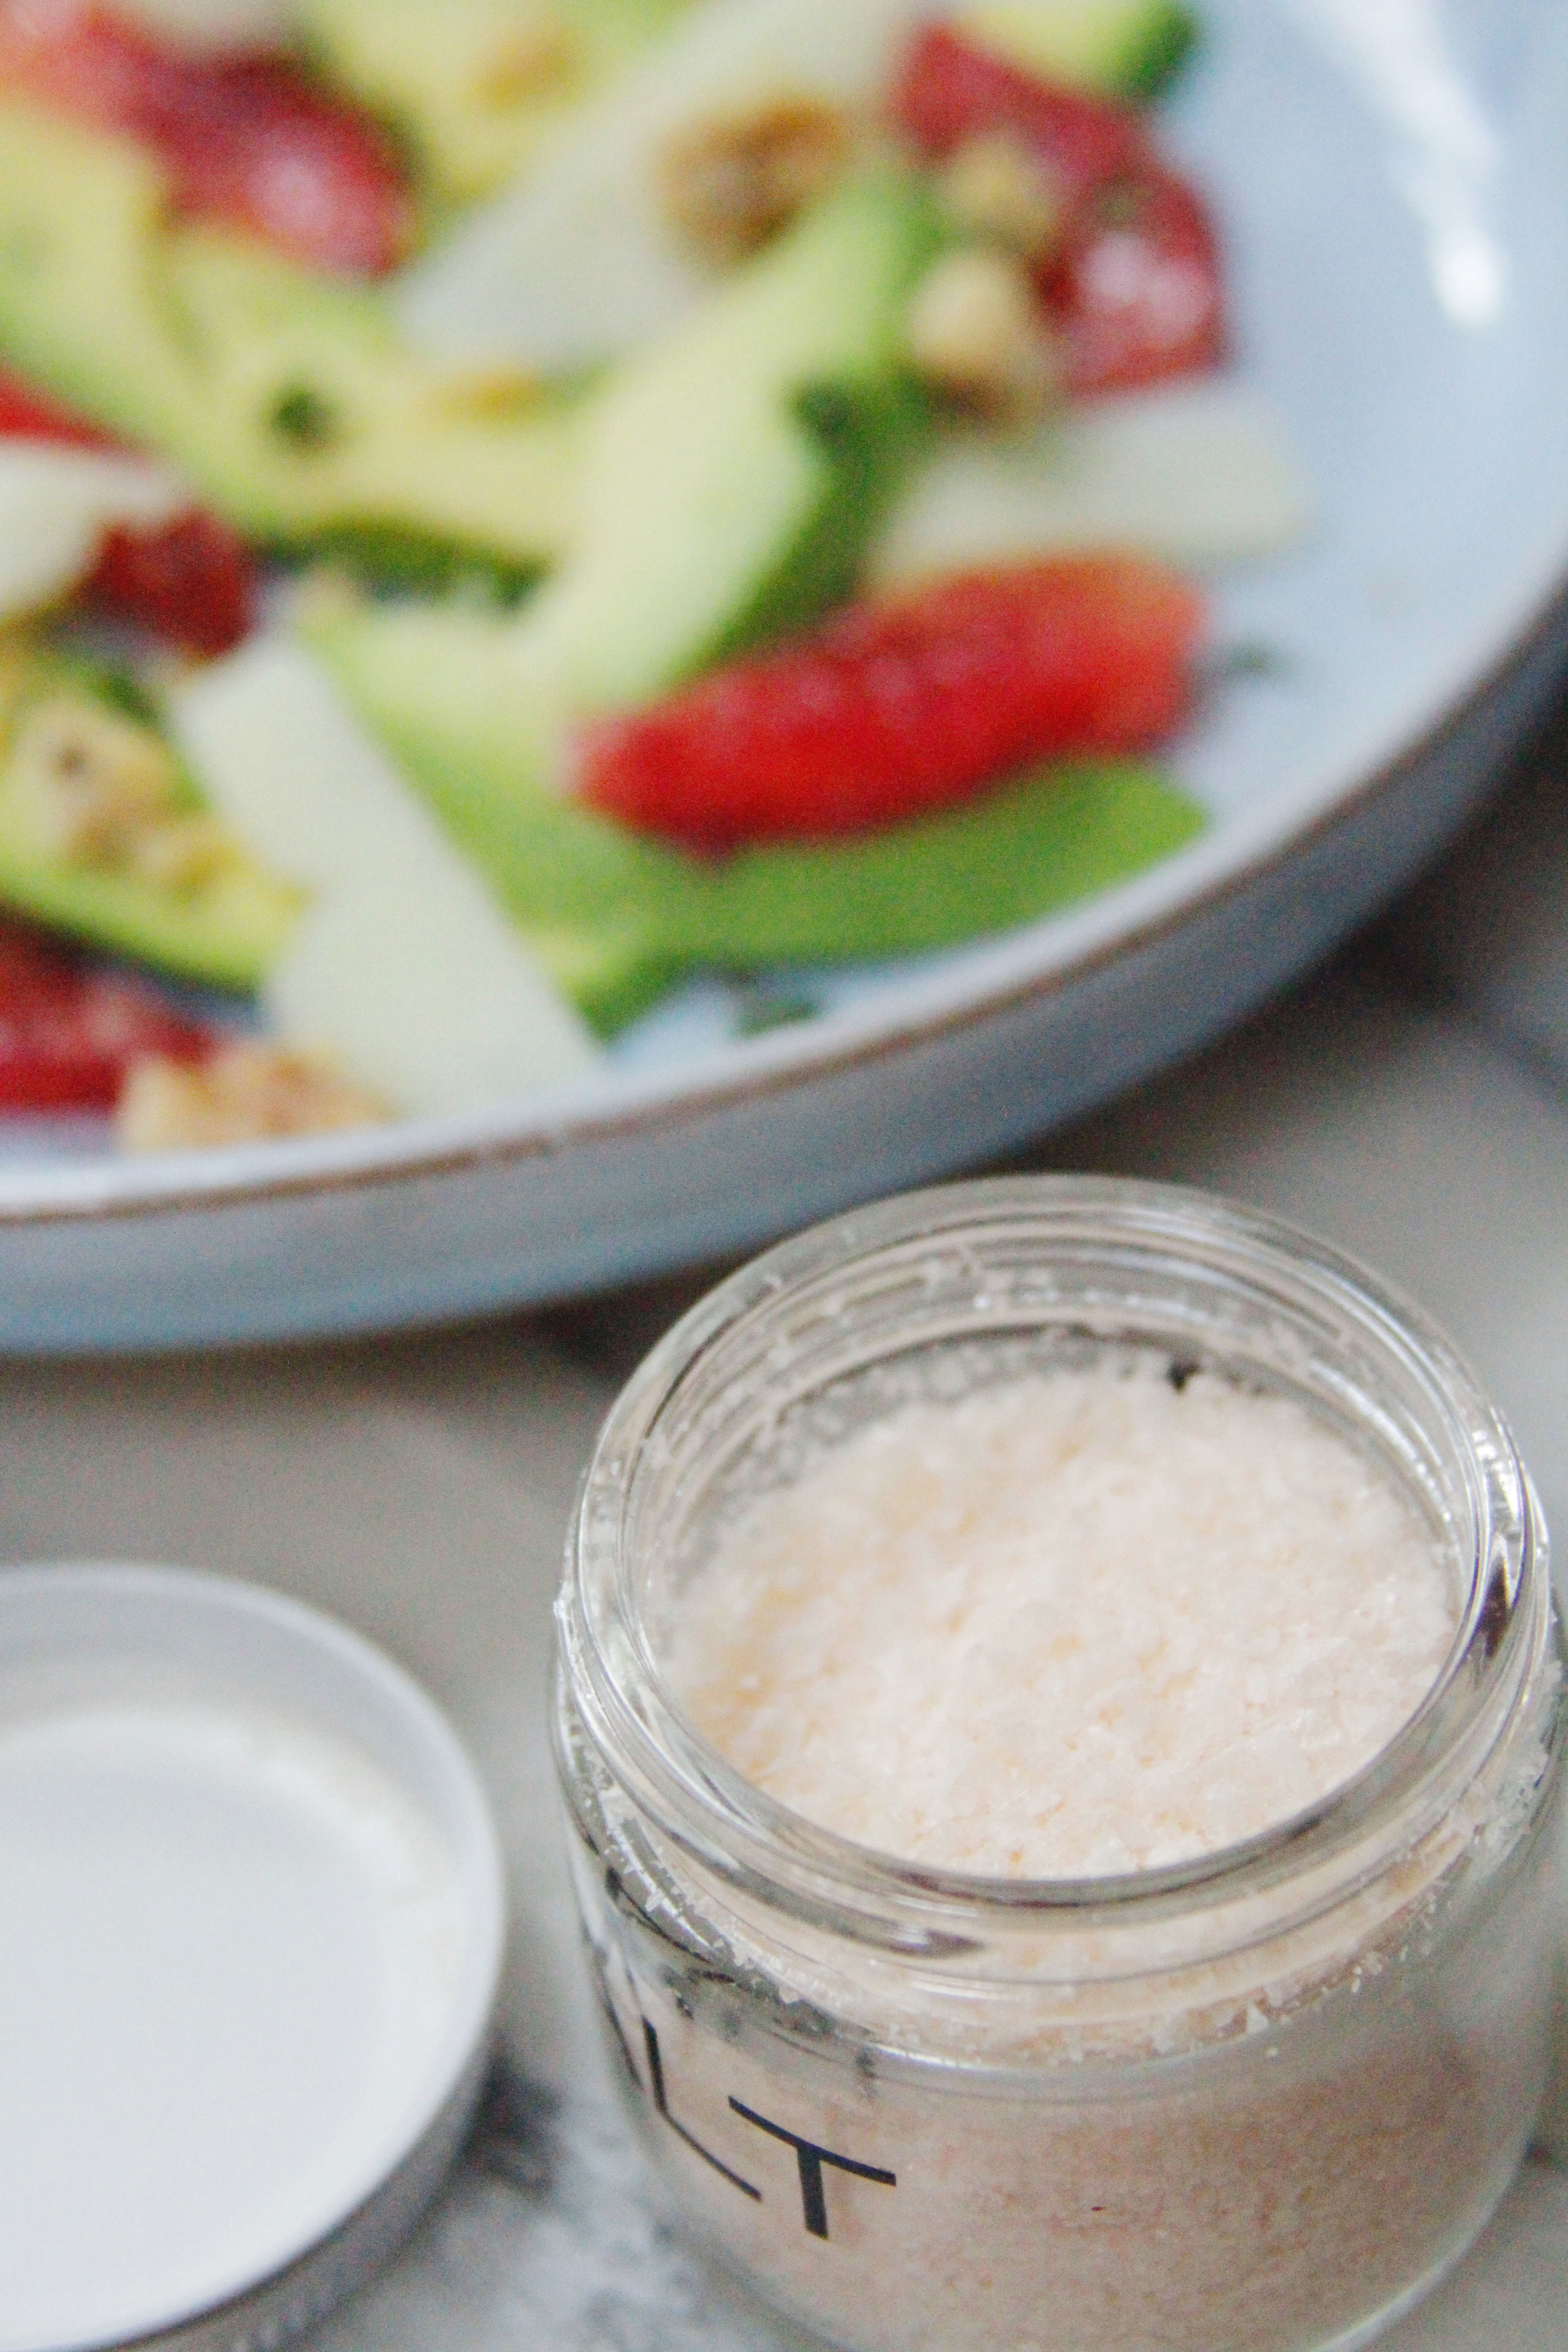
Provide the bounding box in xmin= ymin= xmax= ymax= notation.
xmin=892 ymin=23 xmax=1225 ymax=396
xmin=0 ymin=366 xmax=120 ymax=451
xmin=155 ymin=51 xmax=415 ymax=275
xmin=576 ymin=557 xmax=1204 ymax=850
xmin=0 ymin=1 xmax=413 ymax=274
xmin=86 ymin=507 xmax=256 ymax=655
xmin=1044 ymin=160 xmax=1226 ymax=395
xmin=0 ymin=916 xmax=214 ymax=1110
xmin=893 ymin=22 xmax=1148 ymax=207
xmin=0 ymin=365 xmax=258 ymax=649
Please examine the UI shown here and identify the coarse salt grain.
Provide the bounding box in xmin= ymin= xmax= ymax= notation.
xmin=667 ymin=1364 xmax=1459 ymax=1875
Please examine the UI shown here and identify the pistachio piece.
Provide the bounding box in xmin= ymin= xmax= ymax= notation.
xmin=5 ymin=695 xmax=181 ymax=867
xmin=938 ymin=129 xmax=1064 ymax=262
xmin=905 ymin=246 xmax=1061 ymax=422
xmin=655 ymin=95 xmax=854 ymax=265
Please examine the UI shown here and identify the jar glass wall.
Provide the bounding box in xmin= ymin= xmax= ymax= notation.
xmin=554 ymin=1178 xmax=1566 ymax=2352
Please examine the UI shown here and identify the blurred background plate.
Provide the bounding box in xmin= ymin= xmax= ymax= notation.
xmin=0 ymin=0 xmax=1564 ymax=1351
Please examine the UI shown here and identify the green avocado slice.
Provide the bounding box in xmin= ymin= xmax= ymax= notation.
xmin=959 ymin=0 xmax=1199 ymax=101
xmin=524 ymin=759 xmax=1205 ymax=1024
xmin=0 ymin=652 xmax=300 ymax=992
xmin=161 ymin=226 xmax=583 ymax=586
xmin=310 ymin=588 xmax=1204 ymax=1014
xmin=512 ymin=169 xmax=943 ymax=711
xmin=304 ymin=169 xmax=943 ymax=861
xmin=295 ymin=0 xmax=694 ymax=206
xmin=0 ymin=103 xmax=580 ymax=583
xmin=670 ymin=758 xmax=1206 ymax=967
xmin=309 ymin=596 xmax=1204 ymax=1024
xmin=0 ymin=816 xmax=298 ymax=995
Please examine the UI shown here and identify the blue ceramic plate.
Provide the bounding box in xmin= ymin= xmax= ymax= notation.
xmin=1 ymin=0 xmax=1564 ymax=1349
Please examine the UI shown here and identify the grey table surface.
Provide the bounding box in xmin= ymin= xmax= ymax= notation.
xmin=7 ymin=694 xmax=1568 ymax=2349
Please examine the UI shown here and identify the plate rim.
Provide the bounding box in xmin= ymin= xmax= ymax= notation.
xmin=3 ymin=557 xmax=1561 ymax=1231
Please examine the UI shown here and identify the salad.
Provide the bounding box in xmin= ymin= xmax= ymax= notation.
xmin=0 ymin=0 xmax=1308 ymax=1150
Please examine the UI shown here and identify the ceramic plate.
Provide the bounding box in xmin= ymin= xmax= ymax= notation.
xmin=1 ymin=0 xmax=1565 ymax=1351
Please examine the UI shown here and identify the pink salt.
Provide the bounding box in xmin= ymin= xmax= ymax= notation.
xmin=668 ymin=1364 xmax=1458 ymax=1875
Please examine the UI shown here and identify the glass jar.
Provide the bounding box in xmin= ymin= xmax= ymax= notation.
xmin=553 ymin=1177 xmax=1566 ymax=2352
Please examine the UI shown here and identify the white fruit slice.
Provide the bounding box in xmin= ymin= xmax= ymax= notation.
xmin=395 ymin=0 xmax=924 ymax=373
xmin=0 ymin=445 xmax=184 ymax=622
xmin=866 ymin=380 xmax=1315 ymax=585
xmin=171 ymin=640 xmax=603 ymax=1118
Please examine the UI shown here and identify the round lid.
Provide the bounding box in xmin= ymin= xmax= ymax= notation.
xmin=0 ymin=1564 xmax=506 ymax=2352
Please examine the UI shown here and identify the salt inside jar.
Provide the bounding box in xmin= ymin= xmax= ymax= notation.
xmin=668 ymin=1363 xmax=1461 ymax=1878
xmin=554 ymin=1178 xmax=1565 ymax=2352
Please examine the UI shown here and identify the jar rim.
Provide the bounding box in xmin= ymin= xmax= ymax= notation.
xmin=559 ymin=1176 xmax=1550 ymax=1936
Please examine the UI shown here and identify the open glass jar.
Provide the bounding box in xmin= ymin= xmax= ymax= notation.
xmin=553 ymin=1178 xmax=1565 ymax=2352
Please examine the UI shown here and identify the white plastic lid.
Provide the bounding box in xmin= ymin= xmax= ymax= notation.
xmin=0 ymin=1564 xmax=506 ymax=2352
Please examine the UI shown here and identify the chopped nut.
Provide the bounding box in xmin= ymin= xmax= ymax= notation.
xmin=116 ymin=1042 xmax=390 ymax=1154
xmin=3 ymin=693 xmax=244 ymax=894
xmin=655 ymin=96 xmax=854 ymax=266
xmin=5 ymin=696 xmax=180 ymax=866
xmin=938 ymin=130 xmax=1064 ymax=262
xmin=905 ymin=247 xmax=1062 ymax=422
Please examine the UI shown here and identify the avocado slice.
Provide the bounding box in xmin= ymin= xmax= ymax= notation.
xmin=307 ymin=172 xmax=1204 ymax=1021
xmin=296 ymin=0 xmax=694 ymax=206
xmin=312 ymin=169 xmax=940 ymax=793
xmin=521 ymin=169 xmax=941 ymax=709
xmin=312 ymin=595 xmax=1204 ymax=1004
xmin=0 ymin=115 xmax=196 ymax=457
xmin=957 ymin=0 xmax=1199 ymax=100
xmin=0 ymin=103 xmax=580 ymax=584
xmin=309 ymin=600 xmax=1204 ymax=1020
xmin=0 ymin=642 xmax=299 ymax=992
xmin=162 ymin=226 xmax=583 ymax=588
xmin=305 ymin=169 xmax=942 ymax=931
xmin=307 ymin=596 xmax=702 ymax=931
xmin=673 ymin=758 xmax=1205 ymax=965
xmin=0 ymin=800 xmax=298 ymax=994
